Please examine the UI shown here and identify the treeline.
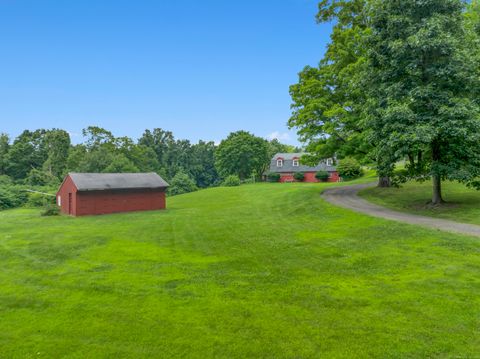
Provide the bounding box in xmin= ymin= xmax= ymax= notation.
xmin=0 ymin=126 xmax=298 ymax=208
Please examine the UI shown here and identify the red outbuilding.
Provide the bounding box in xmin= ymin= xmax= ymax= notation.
xmin=56 ymin=173 xmax=169 ymax=216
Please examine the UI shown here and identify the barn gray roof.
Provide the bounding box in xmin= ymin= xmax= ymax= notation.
xmin=69 ymin=173 xmax=169 ymax=191
xmin=268 ymin=153 xmax=337 ymax=173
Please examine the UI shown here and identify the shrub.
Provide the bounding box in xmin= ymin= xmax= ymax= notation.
xmin=27 ymin=192 xmax=56 ymax=207
xmin=0 ymin=188 xmax=18 ymax=210
xmin=267 ymin=173 xmax=281 ymax=182
xmin=41 ymin=202 xmax=59 ymax=216
xmin=337 ymin=158 xmax=363 ymax=180
xmin=0 ymin=186 xmax=28 ymax=210
xmin=168 ymin=171 xmax=198 ymax=196
xmin=27 ymin=192 xmax=47 ymax=207
xmin=0 ymin=175 xmax=13 ymax=186
xmin=293 ymin=172 xmax=305 ymax=181
xmin=315 ymin=170 xmax=330 ymax=182
xmin=222 ymin=175 xmax=241 ymax=187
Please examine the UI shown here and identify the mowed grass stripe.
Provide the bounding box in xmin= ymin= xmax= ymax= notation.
xmin=0 ymin=183 xmax=479 ymax=358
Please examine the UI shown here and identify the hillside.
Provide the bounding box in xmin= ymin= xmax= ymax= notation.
xmin=1 ymin=183 xmax=480 ymax=357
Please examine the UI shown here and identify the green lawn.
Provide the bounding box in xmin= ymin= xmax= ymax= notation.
xmin=1 ymin=183 xmax=480 ymax=358
xmin=360 ymin=181 xmax=480 ymax=225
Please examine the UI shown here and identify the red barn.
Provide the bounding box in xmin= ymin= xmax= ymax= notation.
xmin=267 ymin=153 xmax=340 ymax=183
xmin=56 ymin=173 xmax=169 ymax=216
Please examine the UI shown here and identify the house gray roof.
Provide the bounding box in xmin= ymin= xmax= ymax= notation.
xmin=273 ymin=153 xmax=304 ymax=160
xmin=269 ymin=153 xmax=337 ymax=173
xmin=68 ymin=172 xmax=169 ymax=191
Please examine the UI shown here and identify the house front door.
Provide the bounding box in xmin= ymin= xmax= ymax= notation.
xmin=68 ymin=193 xmax=72 ymax=215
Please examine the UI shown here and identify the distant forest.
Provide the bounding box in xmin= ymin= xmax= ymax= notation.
xmin=0 ymin=126 xmax=299 ymax=189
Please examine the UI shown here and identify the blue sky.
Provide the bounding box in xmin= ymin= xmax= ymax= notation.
xmin=0 ymin=0 xmax=332 ymax=145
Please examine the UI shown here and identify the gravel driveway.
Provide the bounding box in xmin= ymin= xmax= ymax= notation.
xmin=322 ymin=183 xmax=480 ymax=237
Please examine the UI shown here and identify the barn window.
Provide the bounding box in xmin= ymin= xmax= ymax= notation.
xmin=57 ymin=196 xmax=61 ymax=206
xmin=292 ymin=159 xmax=299 ymax=167
xmin=277 ymin=159 xmax=283 ymax=167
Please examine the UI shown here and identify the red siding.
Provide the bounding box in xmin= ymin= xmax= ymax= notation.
xmin=75 ymin=189 xmax=166 ymax=216
xmin=56 ymin=175 xmax=166 ymax=216
xmin=303 ymin=172 xmax=317 ymax=182
xmin=56 ymin=175 xmax=78 ymax=215
xmin=279 ymin=173 xmax=295 ymax=182
xmin=279 ymin=171 xmax=340 ymax=183
xmin=328 ymin=171 xmax=340 ymax=182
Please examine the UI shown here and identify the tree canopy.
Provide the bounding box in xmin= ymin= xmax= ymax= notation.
xmin=0 ymin=133 xmax=10 ymax=175
xmin=289 ymin=0 xmax=480 ymax=201
xmin=289 ymin=0 xmax=371 ymax=164
xmin=366 ymin=0 xmax=480 ymax=204
xmin=1 ymin=127 xmax=292 ymax=194
xmin=215 ymin=131 xmax=270 ymax=180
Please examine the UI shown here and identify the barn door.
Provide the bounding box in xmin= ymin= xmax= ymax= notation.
xmin=68 ymin=193 xmax=72 ymax=215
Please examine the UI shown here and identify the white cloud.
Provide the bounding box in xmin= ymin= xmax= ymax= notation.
xmin=266 ymin=131 xmax=290 ymax=142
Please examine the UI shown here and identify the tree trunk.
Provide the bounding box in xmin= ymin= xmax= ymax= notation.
xmin=378 ymin=176 xmax=391 ymax=187
xmin=431 ymin=141 xmax=444 ymax=205
xmin=432 ymin=174 xmax=444 ymax=205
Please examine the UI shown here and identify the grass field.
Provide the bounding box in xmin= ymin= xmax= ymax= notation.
xmin=360 ymin=180 xmax=480 ymax=225
xmin=2 ymin=182 xmax=480 ymax=358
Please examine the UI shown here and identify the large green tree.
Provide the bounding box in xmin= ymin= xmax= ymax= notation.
xmin=66 ymin=145 xmax=87 ymax=173
xmin=0 ymin=133 xmax=10 ymax=175
xmin=465 ymin=0 xmax=480 ymax=103
xmin=366 ymin=0 xmax=480 ymax=204
xmin=128 ymin=145 xmax=160 ymax=173
xmin=82 ymin=126 xmax=115 ymax=151
xmin=5 ymin=130 xmax=49 ymax=180
xmin=42 ymin=129 xmax=71 ymax=179
xmin=139 ymin=128 xmax=219 ymax=185
xmin=115 ymin=136 xmax=160 ymax=172
xmin=289 ymin=0 xmax=372 ymax=170
xmin=215 ymin=131 xmax=269 ymax=180
xmin=267 ymin=139 xmax=298 ymax=158
xmin=69 ymin=127 xmax=117 ymax=173
xmin=77 ymin=147 xmax=115 ymax=173
xmin=164 ymin=139 xmax=194 ymax=179
xmin=103 ymin=154 xmax=139 ymax=173
xmin=190 ymin=141 xmax=218 ymax=188
xmin=138 ymin=128 xmax=174 ymax=169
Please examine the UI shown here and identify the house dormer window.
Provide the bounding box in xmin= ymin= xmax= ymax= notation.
xmin=292 ymin=159 xmax=299 ymax=167
xmin=277 ymin=159 xmax=283 ymax=167
xmin=326 ymin=158 xmax=333 ymax=166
